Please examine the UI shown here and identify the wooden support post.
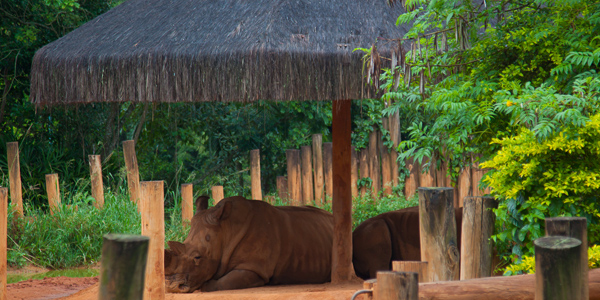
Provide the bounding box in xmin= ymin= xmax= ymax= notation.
xmin=419 ymin=158 xmax=435 ymax=188
xmin=123 ymin=140 xmax=141 ymax=207
xmin=380 ymin=130 xmax=393 ymax=196
xmin=418 ymin=187 xmax=459 ymax=282
xmin=301 ymin=146 xmax=314 ymax=204
xmin=323 ymin=142 xmax=333 ymax=202
xmin=89 ymin=155 xmax=105 ymax=209
xmin=460 ymin=196 xmax=497 ymax=280
xmin=457 ymin=167 xmax=472 ymax=207
xmin=6 ymin=142 xmax=23 ymax=216
xmin=359 ymin=148 xmax=369 ymax=197
xmin=140 ymin=181 xmax=165 ymax=300
xmin=535 ymin=236 xmax=583 ymax=300
xmin=545 ymin=217 xmax=588 ymax=300
xmin=404 ymin=158 xmax=419 ymax=200
xmin=250 ymin=149 xmax=262 ymax=200
xmin=393 ymin=261 xmax=429 ymax=283
xmin=363 ymin=279 xmax=377 ymax=300
xmin=368 ymin=130 xmax=380 ymax=197
xmin=331 ymin=99 xmax=353 ymax=283
xmin=181 ymin=184 xmax=193 ymax=226
xmin=286 ymin=149 xmax=302 ymax=205
xmin=389 ymin=112 xmax=401 ymax=188
xmin=312 ymin=134 xmax=324 ymax=204
xmin=45 ymin=174 xmax=61 ymax=215
xmin=98 ymin=234 xmax=149 ymax=300
xmin=211 ymin=186 xmax=224 ymax=204
xmin=376 ymin=271 xmax=418 ymax=300
xmin=351 ymin=146 xmax=358 ymax=198
xmin=0 ymin=188 xmax=7 ymax=299
xmin=276 ymin=176 xmax=288 ymax=203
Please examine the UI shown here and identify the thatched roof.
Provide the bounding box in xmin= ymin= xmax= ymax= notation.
xmin=30 ymin=0 xmax=407 ymax=105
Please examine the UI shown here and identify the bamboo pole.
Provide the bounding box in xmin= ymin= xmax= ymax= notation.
xmin=140 ymin=181 xmax=165 ymax=300
xmin=45 ymin=174 xmax=61 ymax=215
xmin=89 ymin=155 xmax=105 ymax=209
xmin=123 ymin=140 xmax=141 ymax=207
xmin=323 ymin=142 xmax=333 ymax=202
xmin=535 ymin=236 xmax=583 ymax=300
xmin=276 ymin=176 xmax=288 ymax=203
xmin=211 ymin=186 xmax=224 ymax=204
xmin=460 ymin=196 xmax=497 ymax=280
xmin=393 ymin=261 xmax=429 ymax=283
xmin=181 ymin=184 xmax=193 ymax=225
xmin=376 ymin=271 xmax=418 ymax=300
xmin=359 ymin=148 xmax=369 ymax=197
xmin=368 ymin=130 xmax=380 ymax=197
xmin=286 ymin=149 xmax=302 ymax=205
xmin=312 ymin=134 xmax=324 ymax=204
xmin=6 ymin=142 xmax=23 ymax=216
xmin=0 ymin=187 xmax=7 ymax=299
xmin=418 ymin=187 xmax=459 ymax=282
xmin=301 ymin=146 xmax=314 ymax=204
xmin=351 ymin=146 xmax=358 ymax=198
xmin=98 ymin=234 xmax=149 ymax=300
xmin=250 ymin=149 xmax=262 ymax=200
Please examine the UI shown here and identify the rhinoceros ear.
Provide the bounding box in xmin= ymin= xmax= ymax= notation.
xmin=195 ymin=196 xmax=209 ymax=213
xmin=167 ymin=241 xmax=186 ymax=255
xmin=206 ymin=201 xmax=232 ymax=225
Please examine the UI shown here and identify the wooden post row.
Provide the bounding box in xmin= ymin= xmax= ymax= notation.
xmin=301 ymin=146 xmax=314 ymax=204
xmin=45 ymin=174 xmax=61 ymax=215
xmin=181 ymin=184 xmax=193 ymax=225
xmin=89 ymin=155 xmax=105 ymax=209
xmin=98 ymin=234 xmax=149 ymax=300
xmin=250 ymin=149 xmax=262 ymax=200
xmin=0 ymin=188 xmax=7 ymax=299
xmin=359 ymin=148 xmax=369 ymax=197
xmin=276 ymin=176 xmax=288 ymax=202
xmin=286 ymin=149 xmax=302 ymax=205
xmin=418 ymin=187 xmax=459 ymax=282
xmin=312 ymin=134 xmax=324 ymax=205
xmin=7 ymin=142 xmax=23 ymax=216
xmin=323 ymin=142 xmax=333 ymax=203
xmin=211 ymin=186 xmax=224 ymax=204
xmin=376 ymin=271 xmax=418 ymax=300
xmin=123 ymin=140 xmax=141 ymax=208
xmin=460 ymin=196 xmax=497 ymax=280
xmin=368 ymin=130 xmax=380 ymax=197
xmin=534 ymin=236 xmax=583 ymax=300
xmin=140 ymin=181 xmax=165 ymax=300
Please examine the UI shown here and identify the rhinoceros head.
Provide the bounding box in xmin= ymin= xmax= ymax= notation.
xmin=164 ymin=196 xmax=232 ymax=293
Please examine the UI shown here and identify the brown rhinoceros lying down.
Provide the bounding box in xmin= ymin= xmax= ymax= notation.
xmin=164 ymin=196 xmax=334 ymax=292
xmin=352 ymin=206 xmax=463 ymax=280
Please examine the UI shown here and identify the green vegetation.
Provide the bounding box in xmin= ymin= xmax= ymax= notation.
xmin=505 ymin=245 xmax=600 ymax=275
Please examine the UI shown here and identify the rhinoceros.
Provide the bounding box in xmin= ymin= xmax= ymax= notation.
xmin=164 ymin=196 xmax=334 ymax=292
xmin=352 ymin=206 xmax=463 ymax=279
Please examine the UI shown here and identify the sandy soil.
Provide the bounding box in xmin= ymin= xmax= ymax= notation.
xmin=7 ymin=276 xmax=99 ymax=300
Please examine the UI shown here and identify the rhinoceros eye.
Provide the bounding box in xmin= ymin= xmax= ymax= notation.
xmin=193 ymin=256 xmax=202 ymax=265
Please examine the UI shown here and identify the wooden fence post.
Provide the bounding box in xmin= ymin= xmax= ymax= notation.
xmin=460 ymin=196 xmax=497 ymax=280
xmin=89 ymin=155 xmax=105 ymax=209
xmin=98 ymin=234 xmax=149 ymax=300
xmin=380 ymin=131 xmax=393 ymax=196
xmin=457 ymin=167 xmax=472 ymax=207
xmin=376 ymin=271 xmax=418 ymax=300
xmin=368 ymin=130 xmax=380 ymax=197
xmin=419 ymin=158 xmax=435 ymax=188
xmin=535 ymin=236 xmax=583 ymax=300
xmin=123 ymin=140 xmax=141 ymax=208
xmin=250 ymin=149 xmax=262 ymax=200
xmin=211 ymin=186 xmax=224 ymax=204
xmin=0 ymin=188 xmax=7 ymax=299
xmin=286 ymin=149 xmax=302 ymax=205
xmin=276 ymin=176 xmax=288 ymax=203
xmin=404 ymin=158 xmax=419 ymax=200
xmin=359 ymin=148 xmax=369 ymax=197
xmin=418 ymin=187 xmax=459 ymax=282
xmin=140 ymin=181 xmax=165 ymax=300
xmin=181 ymin=184 xmax=193 ymax=225
xmin=351 ymin=146 xmax=358 ymax=198
xmin=45 ymin=174 xmax=61 ymax=215
xmin=363 ymin=279 xmax=377 ymax=300
xmin=301 ymin=146 xmax=314 ymax=204
xmin=393 ymin=261 xmax=429 ymax=283
xmin=312 ymin=134 xmax=324 ymax=204
xmin=7 ymin=142 xmax=23 ymax=216
xmin=545 ymin=217 xmax=588 ymax=300
xmin=389 ymin=112 xmax=401 ymax=188
xmin=323 ymin=142 xmax=333 ymax=202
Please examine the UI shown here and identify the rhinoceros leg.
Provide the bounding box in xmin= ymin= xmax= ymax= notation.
xmin=201 ymin=269 xmax=266 ymax=292
xmin=352 ymin=218 xmax=392 ymax=280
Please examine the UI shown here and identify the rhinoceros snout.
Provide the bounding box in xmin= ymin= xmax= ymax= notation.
xmin=165 ymin=274 xmax=192 ymax=293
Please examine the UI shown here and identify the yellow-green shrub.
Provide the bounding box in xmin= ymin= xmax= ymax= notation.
xmin=505 ymin=245 xmax=600 ymax=275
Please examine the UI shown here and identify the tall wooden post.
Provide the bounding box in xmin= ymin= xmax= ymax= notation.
xmin=211 ymin=186 xmax=224 ymax=204
xmin=250 ymin=149 xmax=262 ymax=200
xmin=323 ymin=142 xmax=333 ymax=202
xmin=404 ymin=159 xmax=419 ymax=200
xmin=545 ymin=217 xmax=588 ymax=300
xmin=359 ymin=148 xmax=369 ymax=197
xmin=418 ymin=187 xmax=459 ymax=282
xmin=312 ymin=134 xmax=324 ymax=204
xmin=98 ymin=234 xmax=149 ymax=300
xmin=0 ymin=188 xmax=7 ymax=299
xmin=419 ymin=158 xmax=435 ymax=187
xmin=460 ymin=196 xmax=497 ymax=280
xmin=380 ymin=133 xmax=392 ymax=196
xmin=535 ymin=236 xmax=582 ymax=300
xmin=140 ymin=181 xmax=165 ymax=300
xmin=89 ymin=155 xmax=105 ymax=209
xmin=368 ymin=130 xmax=380 ymax=197
xmin=123 ymin=140 xmax=141 ymax=207
xmin=45 ymin=174 xmax=61 ymax=215
xmin=181 ymin=184 xmax=193 ymax=225
xmin=457 ymin=167 xmax=472 ymax=207
xmin=389 ymin=112 xmax=401 ymax=188
xmin=351 ymin=146 xmax=358 ymax=198
xmin=286 ymin=149 xmax=302 ymax=205
xmin=393 ymin=261 xmax=429 ymax=283
xmin=301 ymin=146 xmax=314 ymax=204
xmin=376 ymin=271 xmax=418 ymax=300
xmin=276 ymin=176 xmax=288 ymax=202
xmin=7 ymin=142 xmax=23 ymax=216
xmin=331 ymin=99 xmax=353 ymax=283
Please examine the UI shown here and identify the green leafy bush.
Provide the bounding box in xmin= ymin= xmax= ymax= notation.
xmin=505 ymin=245 xmax=600 ymax=275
